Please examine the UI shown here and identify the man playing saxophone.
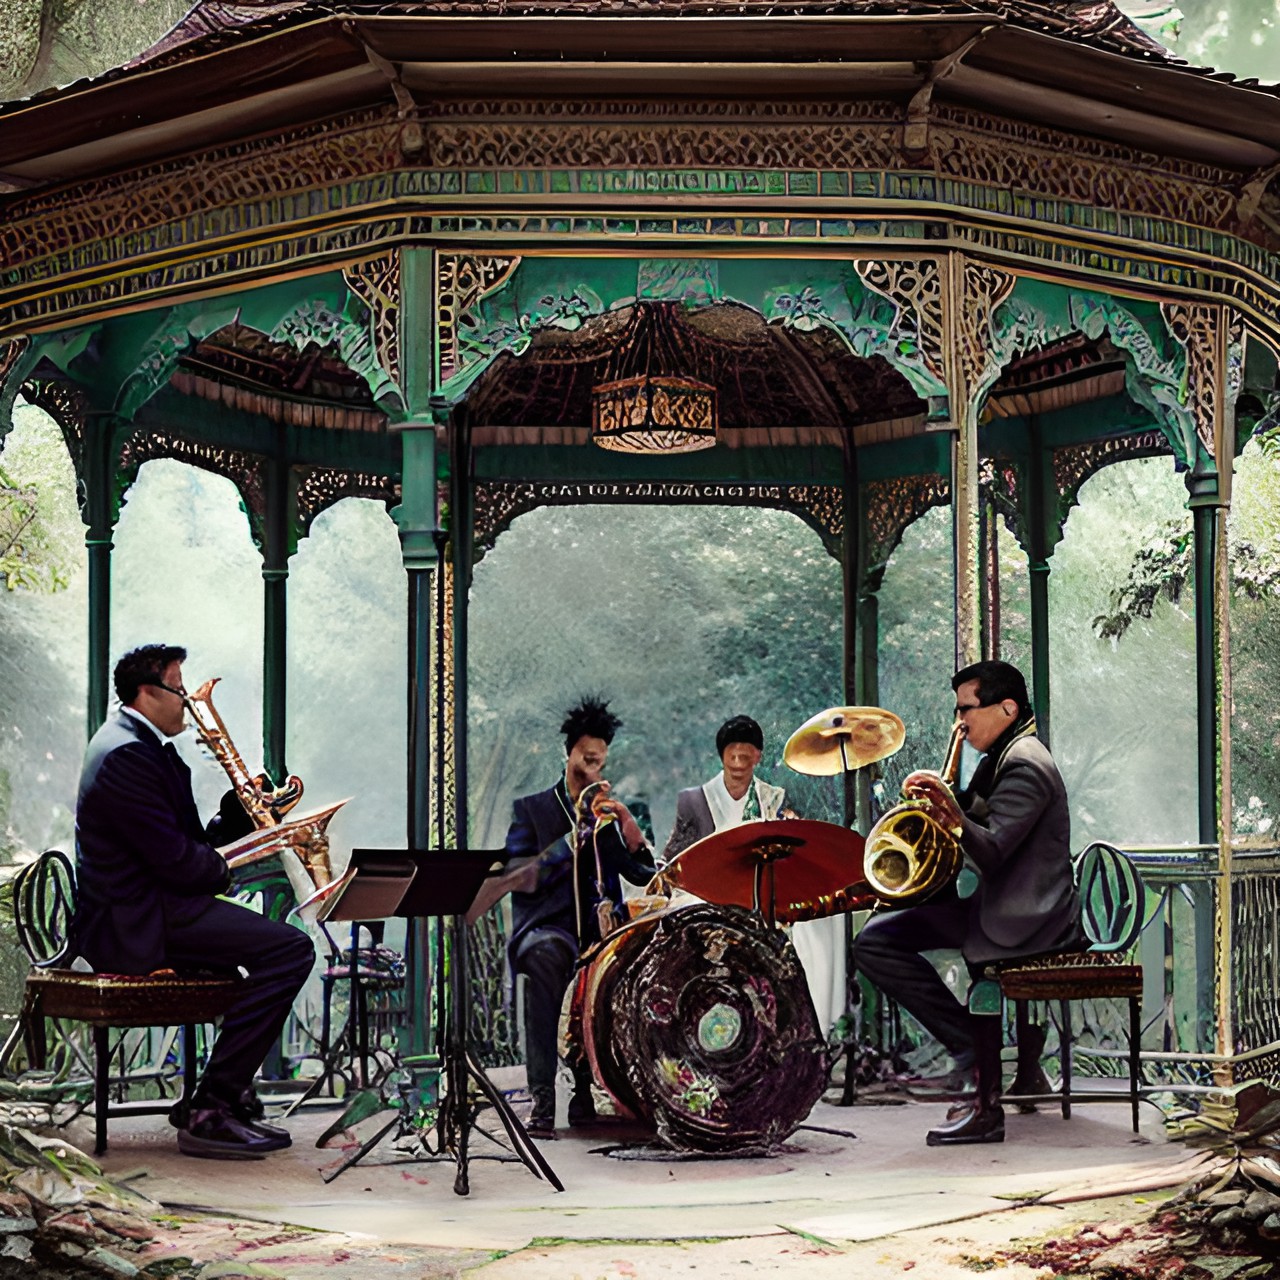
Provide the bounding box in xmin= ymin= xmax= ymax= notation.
xmin=71 ymin=644 xmax=314 ymax=1160
xmin=852 ymin=660 xmax=1083 ymax=1147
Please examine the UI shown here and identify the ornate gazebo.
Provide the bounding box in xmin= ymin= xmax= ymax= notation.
xmin=2 ymin=0 xmax=1279 ymax=1097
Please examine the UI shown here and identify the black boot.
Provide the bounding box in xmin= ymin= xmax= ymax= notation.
xmin=527 ymin=1085 xmax=557 ymax=1140
xmin=927 ymin=1018 xmax=1004 ymax=1147
xmin=1007 ymin=1019 xmax=1053 ymax=1112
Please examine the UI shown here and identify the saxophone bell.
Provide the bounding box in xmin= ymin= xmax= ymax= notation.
xmin=862 ymin=723 xmax=965 ymax=905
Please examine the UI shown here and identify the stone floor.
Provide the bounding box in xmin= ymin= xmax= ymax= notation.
xmin=57 ymin=1077 xmax=1211 ymax=1278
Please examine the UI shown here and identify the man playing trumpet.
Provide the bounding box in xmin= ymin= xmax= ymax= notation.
xmin=503 ymin=696 xmax=655 ymax=1139
xmin=852 ymin=660 xmax=1083 ymax=1146
xmin=71 ymin=644 xmax=314 ymax=1160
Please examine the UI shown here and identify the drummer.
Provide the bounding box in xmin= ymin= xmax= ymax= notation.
xmin=661 ymin=716 xmax=785 ymax=862
xmin=660 ymin=717 xmax=845 ymax=1035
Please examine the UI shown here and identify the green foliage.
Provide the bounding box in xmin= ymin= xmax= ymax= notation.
xmin=468 ymin=504 xmax=844 ymax=850
xmin=0 ymin=424 xmax=78 ymax=593
xmin=1091 ymin=518 xmax=1192 ymax=641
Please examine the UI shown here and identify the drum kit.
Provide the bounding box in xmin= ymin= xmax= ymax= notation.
xmin=567 ymin=703 xmax=920 ymax=1156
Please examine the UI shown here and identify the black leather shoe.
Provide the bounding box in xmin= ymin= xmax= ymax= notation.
xmin=177 ymin=1107 xmax=288 ymax=1159
xmin=227 ymin=1089 xmax=292 ymax=1147
xmin=926 ymin=1103 xmax=1005 ymax=1146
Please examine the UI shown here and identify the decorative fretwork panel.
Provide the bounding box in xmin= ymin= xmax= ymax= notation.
xmin=856 ymin=258 xmax=945 ymax=387
xmin=116 ymin=430 xmax=266 ymax=544
xmin=1050 ymin=430 xmax=1174 ymax=551
xmin=436 ymin=252 xmax=521 ymax=386
xmin=930 ymin=104 xmax=1237 ymax=232
xmin=293 ymin=465 xmax=400 ymax=539
xmin=1233 ymin=871 xmax=1280 ymax=1083
xmin=863 ymin=473 xmax=950 ymax=574
xmin=0 ymin=337 xmax=29 ymax=400
xmin=1161 ymin=301 xmax=1227 ymax=458
xmin=16 ymin=378 xmax=89 ymax=501
xmin=472 ymin=479 xmax=843 ymax=559
xmin=343 ymin=250 xmax=402 ymax=396
xmin=958 ymin=263 xmax=1017 ymax=400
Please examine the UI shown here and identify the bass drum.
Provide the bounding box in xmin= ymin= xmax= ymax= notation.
xmin=573 ymin=902 xmax=829 ymax=1154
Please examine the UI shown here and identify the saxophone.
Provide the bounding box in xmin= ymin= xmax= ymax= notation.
xmin=184 ymin=677 xmax=342 ymax=891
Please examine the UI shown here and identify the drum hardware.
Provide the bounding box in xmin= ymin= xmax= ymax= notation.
xmin=661 ymin=818 xmax=866 ymax=928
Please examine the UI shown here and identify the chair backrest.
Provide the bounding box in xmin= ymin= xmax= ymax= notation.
xmin=12 ymin=850 xmax=76 ymax=969
xmin=1074 ymin=840 xmax=1145 ymax=954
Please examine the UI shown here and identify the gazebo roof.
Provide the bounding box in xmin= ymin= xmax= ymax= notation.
xmin=2 ymin=0 xmax=1279 ymax=189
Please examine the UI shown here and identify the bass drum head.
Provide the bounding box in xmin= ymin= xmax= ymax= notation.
xmin=610 ymin=903 xmax=828 ymax=1153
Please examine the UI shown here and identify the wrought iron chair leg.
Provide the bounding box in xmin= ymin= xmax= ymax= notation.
xmin=94 ymin=1024 xmax=110 ymax=1156
xmin=1059 ymin=999 xmax=1072 ymax=1121
xmin=182 ymin=1024 xmax=198 ymax=1106
xmin=1128 ymin=995 xmax=1142 ymax=1134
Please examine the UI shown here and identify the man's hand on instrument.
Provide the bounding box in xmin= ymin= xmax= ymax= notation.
xmin=591 ymin=783 xmax=647 ymax=853
xmin=901 ymin=770 xmax=964 ymax=833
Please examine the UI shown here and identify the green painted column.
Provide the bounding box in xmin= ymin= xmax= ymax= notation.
xmin=1026 ymin=416 xmax=1052 ymax=745
xmin=450 ymin=404 xmax=473 ymax=853
xmin=84 ymin=413 xmax=118 ymax=736
xmin=261 ymin=437 xmax=291 ymax=785
xmin=840 ymin=442 xmax=861 ymax=831
xmin=1187 ymin=461 xmax=1220 ymax=847
xmin=1186 ymin=460 xmax=1220 ymax=1053
xmin=392 ymin=246 xmax=441 ymax=1060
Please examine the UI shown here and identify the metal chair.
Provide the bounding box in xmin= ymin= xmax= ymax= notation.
xmin=995 ymin=840 xmax=1147 ymax=1132
xmin=1 ymin=849 xmax=242 ymax=1154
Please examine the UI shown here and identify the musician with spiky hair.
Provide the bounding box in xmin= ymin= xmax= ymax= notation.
xmin=503 ymin=695 xmax=655 ymax=1139
xmin=72 ymin=644 xmax=315 ymax=1161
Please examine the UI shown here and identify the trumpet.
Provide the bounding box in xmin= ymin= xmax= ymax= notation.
xmin=184 ymin=677 xmax=340 ymax=891
xmin=861 ymin=724 xmax=965 ymax=905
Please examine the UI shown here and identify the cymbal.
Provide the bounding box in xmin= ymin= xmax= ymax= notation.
xmin=663 ymin=819 xmax=866 ymax=922
xmin=783 ymin=706 xmax=905 ymax=775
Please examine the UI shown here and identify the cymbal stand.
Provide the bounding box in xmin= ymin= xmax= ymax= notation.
xmin=836 ymin=732 xmax=861 ymax=1106
xmin=749 ymin=837 xmax=801 ymax=929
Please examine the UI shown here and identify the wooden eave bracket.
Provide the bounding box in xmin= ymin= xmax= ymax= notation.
xmin=904 ymin=25 xmax=995 ymax=157
xmin=1237 ymin=160 xmax=1280 ymax=238
xmin=347 ymin=21 xmax=423 ymax=158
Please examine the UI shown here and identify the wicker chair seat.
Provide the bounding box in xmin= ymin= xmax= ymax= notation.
xmin=26 ymin=969 xmax=241 ymax=1026
xmin=998 ymin=957 xmax=1143 ymax=1002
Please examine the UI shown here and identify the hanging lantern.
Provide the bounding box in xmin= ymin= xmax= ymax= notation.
xmin=591 ymin=303 xmax=718 ymax=454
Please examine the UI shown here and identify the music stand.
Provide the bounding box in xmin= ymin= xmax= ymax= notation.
xmin=315 ymin=848 xmax=563 ymax=1196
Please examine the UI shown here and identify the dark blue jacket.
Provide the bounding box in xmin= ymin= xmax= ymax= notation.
xmin=505 ymin=779 xmax=654 ymax=954
xmin=72 ymin=711 xmax=234 ymax=974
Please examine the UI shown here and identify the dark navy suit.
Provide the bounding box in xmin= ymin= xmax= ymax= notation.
xmin=73 ymin=711 xmax=314 ymax=1104
xmin=504 ymin=779 xmax=654 ymax=1102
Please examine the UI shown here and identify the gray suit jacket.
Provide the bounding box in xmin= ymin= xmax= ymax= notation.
xmin=960 ymin=733 xmax=1082 ymax=964
xmin=661 ymin=787 xmax=716 ymax=863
